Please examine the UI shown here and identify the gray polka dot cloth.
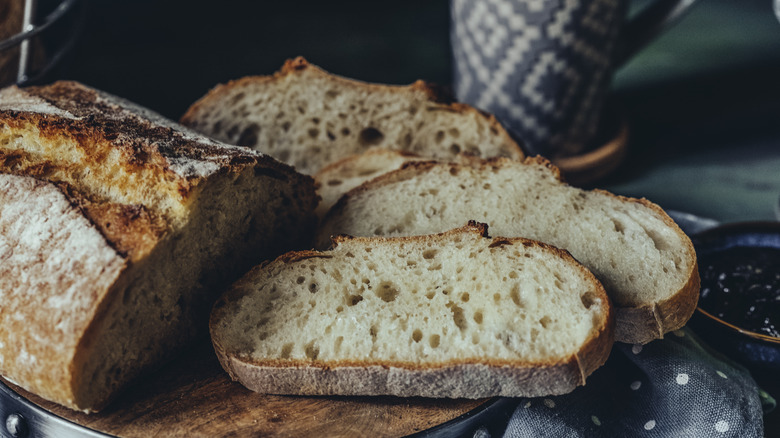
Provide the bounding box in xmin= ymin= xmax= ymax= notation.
xmin=494 ymin=328 xmax=774 ymax=437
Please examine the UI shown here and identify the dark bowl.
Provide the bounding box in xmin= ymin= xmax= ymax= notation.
xmin=688 ymin=222 xmax=780 ymax=372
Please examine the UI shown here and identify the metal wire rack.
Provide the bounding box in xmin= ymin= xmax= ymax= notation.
xmin=0 ymin=0 xmax=83 ymax=86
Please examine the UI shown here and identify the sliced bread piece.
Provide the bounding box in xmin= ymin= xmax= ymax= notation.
xmin=0 ymin=82 xmax=317 ymax=412
xmin=180 ymin=57 xmax=524 ymax=174
xmin=317 ymin=157 xmax=700 ymax=344
xmin=210 ymin=222 xmax=614 ymax=398
xmin=314 ymin=148 xmax=424 ymax=217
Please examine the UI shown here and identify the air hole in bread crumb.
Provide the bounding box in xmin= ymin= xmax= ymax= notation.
xmin=336 ymin=305 xmax=344 ymax=312
xmin=449 ymin=304 xmax=467 ymax=331
xmin=334 ymin=336 xmax=343 ymax=353
xmin=326 ymin=89 xmax=340 ymax=99
xmin=308 ymin=128 xmax=319 ymax=139
xmin=281 ymin=121 xmax=291 ymax=132
xmin=230 ymin=92 xmax=245 ymax=103
xmin=312 ymin=117 xmax=320 ymax=125
xmin=373 ymin=226 xmax=384 ymax=235
xmin=611 ymin=218 xmax=625 ymax=233
xmin=370 ymin=325 xmax=378 ymax=342
xmin=425 ymin=291 xmax=435 ymax=300
xmin=296 ymin=276 xmax=305 ymax=284
xmin=449 ymin=128 xmax=460 ymax=138
xmin=435 ymin=130 xmax=445 ymax=143
xmin=449 ymin=167 xmax=459 ymax=176
xmin=580 ymin=291 xmax=597 ymax=309
xmin=308 ymin=283 xmax=318 ymax=293
xmin=474 ymin=311 xmax=483 ymax=324
xmin=376 ymin=281 xmax=400 ymax=302
xmin=304 ymin=341 xmax=319 ymax=360
xmin=423 ymin=249 xmax=438 ymax=259
xmin=472 ymin=333 xmax=480 ymax=344
xmin=236 ymin=123 xmax=260 ymax=146
xmin=493 ymin=293 xmax=501 ymax=303
xmin=412 ymin=329 xmax=423 ymax=343
xmin=510 ymin=285 xmax=524 ymax=308
xmin=327 ymin=179 xmax=342 ymax=186
xmin=460 ymin=292 xmax=470 ymax=302
xmin=429 ymin=334 xmax=440 ymax=348
xmin=539 ymin=316 xmax=552 ymax=328
xmin=281 ymin=343 xmax=294 ymax=358
xmin=348 ymin=295 xmax=364 ymax=306
xmin=359 ymin=127 xmax=384 ymax=147
xmin=341 ymin=127 xmax=351 ymax=136
xmin=327 ymin=130 xmax=336 ymax=140
xmin=226 ymin=125 xmax=239 ymax=139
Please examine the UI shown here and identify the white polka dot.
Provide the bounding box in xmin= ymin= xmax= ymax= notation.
xmin=543 ymin=398 xmax=555 ymax=408
xmin=676 ymin=373 xmax=689 ymax=385
xmin=716 ymin=370 xmax=728 ymax=379
xmin=523 ymin=401 xmax=532 ymax=409
xmin=715 ymin=420 xmax=729 ymax=432
xmin=592 ymin=415 xmax=601 ymax=426
xmin=644 ymin=420 xmax=656 ymax=430
xmin=630 ymin=380 xmax=642 ymax=390
xmin=632 ymin=345 xmax=643 ymax=354
xmin=672 ymin=330 xmax=685 ymax=337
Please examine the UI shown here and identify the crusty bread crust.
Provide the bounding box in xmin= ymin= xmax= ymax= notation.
xmin=318 ymin=156 xmax=699 ymax=344
xmin=210 ymin=223 xmax=614 ymax=398
xmin=0 ymin=82 xmax=319 ymax=411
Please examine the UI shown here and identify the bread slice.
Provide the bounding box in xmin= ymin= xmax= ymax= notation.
xmin=317 ymin=157 xmax=700 ymax=344
xmin=314 ymin=148 xmax=423 ymax=217
xmin=180 ymin=57 xmax=525 ymax=174
xmin=0 ymin=82 xmax=318 ymax=412
xmin=210 ymin=222 xmax=613 ymax=398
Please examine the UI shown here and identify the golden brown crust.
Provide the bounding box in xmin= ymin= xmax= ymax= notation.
xmin=210 ymin=223 xmax=614 ymax=398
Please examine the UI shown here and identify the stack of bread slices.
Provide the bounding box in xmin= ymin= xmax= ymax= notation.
xmin=0 ymin=58 xmax=699 ymax=412
xmin=185 ymin=58 xmax=700 ymax=398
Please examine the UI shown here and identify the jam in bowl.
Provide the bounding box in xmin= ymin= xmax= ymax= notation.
xmin=689 ymin=222 xmax=780 ymax=371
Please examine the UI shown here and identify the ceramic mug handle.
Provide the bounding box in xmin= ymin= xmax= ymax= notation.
xmin=615 ymin=0 xmax=698 ymax=66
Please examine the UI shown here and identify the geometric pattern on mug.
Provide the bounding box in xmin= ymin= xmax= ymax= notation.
xmin=451 ymin=0 xmax=623 ymax=154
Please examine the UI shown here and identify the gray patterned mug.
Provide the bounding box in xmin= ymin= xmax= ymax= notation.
xmin=451 ymin=0 xmax=696 ymax=157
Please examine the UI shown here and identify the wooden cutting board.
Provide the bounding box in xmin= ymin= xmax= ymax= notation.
xmin=4 ymin=341 xmax=487 ymax=437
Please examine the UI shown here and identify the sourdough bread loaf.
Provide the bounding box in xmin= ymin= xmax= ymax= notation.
xmin=317 ymin=156 xmax=699 ymax=344
xmin=180 ymin=57 xmax=524 ymax=174
xmin=0 ymin=81 xmax=318 ymax=412
xmin=211 ymin=223 xmax=614 ymax=398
